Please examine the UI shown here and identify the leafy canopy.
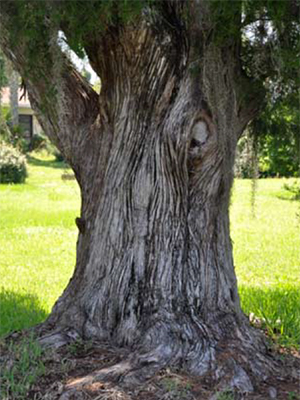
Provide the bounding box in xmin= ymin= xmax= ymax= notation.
xmin=1 ymin=0 xmax=299 ymax=154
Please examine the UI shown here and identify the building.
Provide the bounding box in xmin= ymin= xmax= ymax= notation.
xmin=1 ymin=87 xmax=43 ymax=140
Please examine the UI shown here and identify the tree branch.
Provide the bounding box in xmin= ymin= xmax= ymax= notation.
xmin=0 ymin=5 xmax=100 ymax=173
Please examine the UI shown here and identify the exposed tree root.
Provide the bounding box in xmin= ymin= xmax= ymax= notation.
xmin=33 ymin=315 xmax=282 ymax=399
xmin=38 ymin=327 xmax=81 ymax=349
xmin=3 ymin=318 xmax=297 ymax=400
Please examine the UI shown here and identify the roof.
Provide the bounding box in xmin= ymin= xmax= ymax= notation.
xmin=1 ymin=86 xmax=31 ymax=108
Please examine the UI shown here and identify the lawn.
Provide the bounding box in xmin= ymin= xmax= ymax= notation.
xmin=0 ymin=155 xmax=299 ymax=348
xmin=231 ymin=179 xmax=300 ymax=347
xmin=0 ymin=155 xmax=80 ymax=335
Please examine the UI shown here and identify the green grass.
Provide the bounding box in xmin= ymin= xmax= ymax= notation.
xmin=0 ymin=333 xmax=46 ymax=400
xmin=0 ymin=155 xmax=299 ymax=348
xmin=231 ymin=178 xmax=300 ymax=347
xmin=0 ymin=154 xmax=80 ymax=334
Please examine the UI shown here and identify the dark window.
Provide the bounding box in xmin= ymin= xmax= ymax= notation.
xmin=19 ymin=114 xmax=33 ymax=139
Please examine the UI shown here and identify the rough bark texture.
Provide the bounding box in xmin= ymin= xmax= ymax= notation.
xmin=0 ymin=1 xmax=277 ymax=394
xmin=7 ymin=62 xmax=19 ymax=126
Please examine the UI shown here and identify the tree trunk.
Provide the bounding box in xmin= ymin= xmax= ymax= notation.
xmin=0 ymin=2 xmax=277 ymax=394
xmin=40 ymin=35 xmax=273 ymax=394
xmin=6 ymin=62 xmax=19 ymax=127
xmin=0 ymin=54 xmax=10 ymax=137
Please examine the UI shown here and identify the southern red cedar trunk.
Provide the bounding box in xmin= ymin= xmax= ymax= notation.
xmin=0 ymin=2 xmax=275 ymax=390
xmin=49 ymin=44 xmax=241 ymax=337
xmin=43 ymin=29 xmax=268 ymax=385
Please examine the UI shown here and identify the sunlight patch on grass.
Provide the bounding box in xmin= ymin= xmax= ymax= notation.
xmin=231 ymin=178 xmax=300 ymax=347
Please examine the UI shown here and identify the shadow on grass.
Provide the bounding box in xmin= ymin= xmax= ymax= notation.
xmin=0 ymin=290 xmax=48 ymax=337
xmin=276 ymin=194 xmax=300 ymax=202
xmin=239 ymin=285 xmax=300 ymax=347
xmin=277 ymin=181 xmax=300 ymax=202
xmin=27 ymin=155 xmax=68 ymax=169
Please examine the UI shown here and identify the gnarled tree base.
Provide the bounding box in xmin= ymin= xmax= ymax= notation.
xmin=36 ymin=313 xmax=279 ymax=399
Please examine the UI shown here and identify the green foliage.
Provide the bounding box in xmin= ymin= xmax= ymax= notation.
xmin=1 ymin=114 xmax=50 ymax=154
xmin=236 ymin=83 xmax=300 ymax=178
xmin=30 ymin=133 xmax=47 ymax=152
xmin=247 ymin=10 xmax=298 ymax=188
xmin=0 ymin=141 xmax=27 ymax=183
xmin=0 ymin=112 xmax=29 ymax=153
xmin=54 ymin=0 xmax=143 ymax=57
xmin=288 ymin=392 xmax=300 ymax=400
xmin=41 ymin=140 xmax=65 ymax=161
xmin=8 ymin=126 xmax=30 ymax=154
xmin=0 ymin=334 xmax=46 ymax=400
xmin=250 ymin=88 xmax=300 ymax=177
xmin=209 ymin=0 xmax=300 ymax=74
xmin=210 ymin=0 xmax=242 ymax=44
xmin=53 ymin=148 xmax=64 ymax=162
xmin=7 ymin=0 xmax=297 ymax=84
xmin=28 ymin=133 xmax=63 ymax=157
xmin=283 ymin=180 xmax=300 ymax=200
xmin=0 ymin=113 xmax=11 ymax=142
xmin=3 ymin=0 xmax=144 ymax=61
xmin=242 ymin=0 xmax=299 ymax=79
xmin=210 ymin=0 xmax=300 ymax=153
xmin=0 ymin=49 xmax=8 ymax=88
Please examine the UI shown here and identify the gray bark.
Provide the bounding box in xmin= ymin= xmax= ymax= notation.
xmin=0 ymin=56 xmax=13 ymax=140
xmin=0 ymin=2 xmax=277 ymax=393
xmin=6 ymin=61 xmax=19 ymax=126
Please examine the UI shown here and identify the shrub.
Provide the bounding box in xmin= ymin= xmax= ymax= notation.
xmin=0 ymin=142 xmax=28 ymax=183
xmin=1 ymin=124 xmax=47 ymax=154
xmin=30 ymin=133 xmax=47 ymax=151
xmin=42 ymin=141 xmax=65 ymax=162
xmin=53 ymin=148 xmax=64 ymax=162
xmin=283 ymin=180 xmax=300 ymax=200
xmin=0 ymin=123 xmax=30 ymax=153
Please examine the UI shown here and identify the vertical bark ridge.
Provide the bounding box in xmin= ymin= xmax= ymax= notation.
xmin=79 ymin=116 xmax=190 ymax=343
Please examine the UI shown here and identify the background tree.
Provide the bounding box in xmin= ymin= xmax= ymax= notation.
xmin=0 ymin=49 xmax=7 ymax=102
xmin=236 ymin=82 xmax=300 ymax=178
xmin=6 ymin=60 xmax=19 ymax=127
xmin=0 ymin=51 xmax=20 ymax=128
xmin=0 ymin=0 xmax=299 ymax=394
xmin=0 ymin=51 xmax=7 ymax=124
xmin=0 ymin=50 xmax=11 ymax=138
xmin=252 ymin=90 xmax=299 ymax=177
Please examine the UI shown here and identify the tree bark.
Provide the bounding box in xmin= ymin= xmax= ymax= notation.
xmin=8 ymin=66 xmax=19 ymax=127
xmin=0 ymin=1 xmax=277 ymax=394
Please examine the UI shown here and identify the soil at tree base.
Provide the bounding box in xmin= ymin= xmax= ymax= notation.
xmin=1 ymin=331 xmax=299 ymax=400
